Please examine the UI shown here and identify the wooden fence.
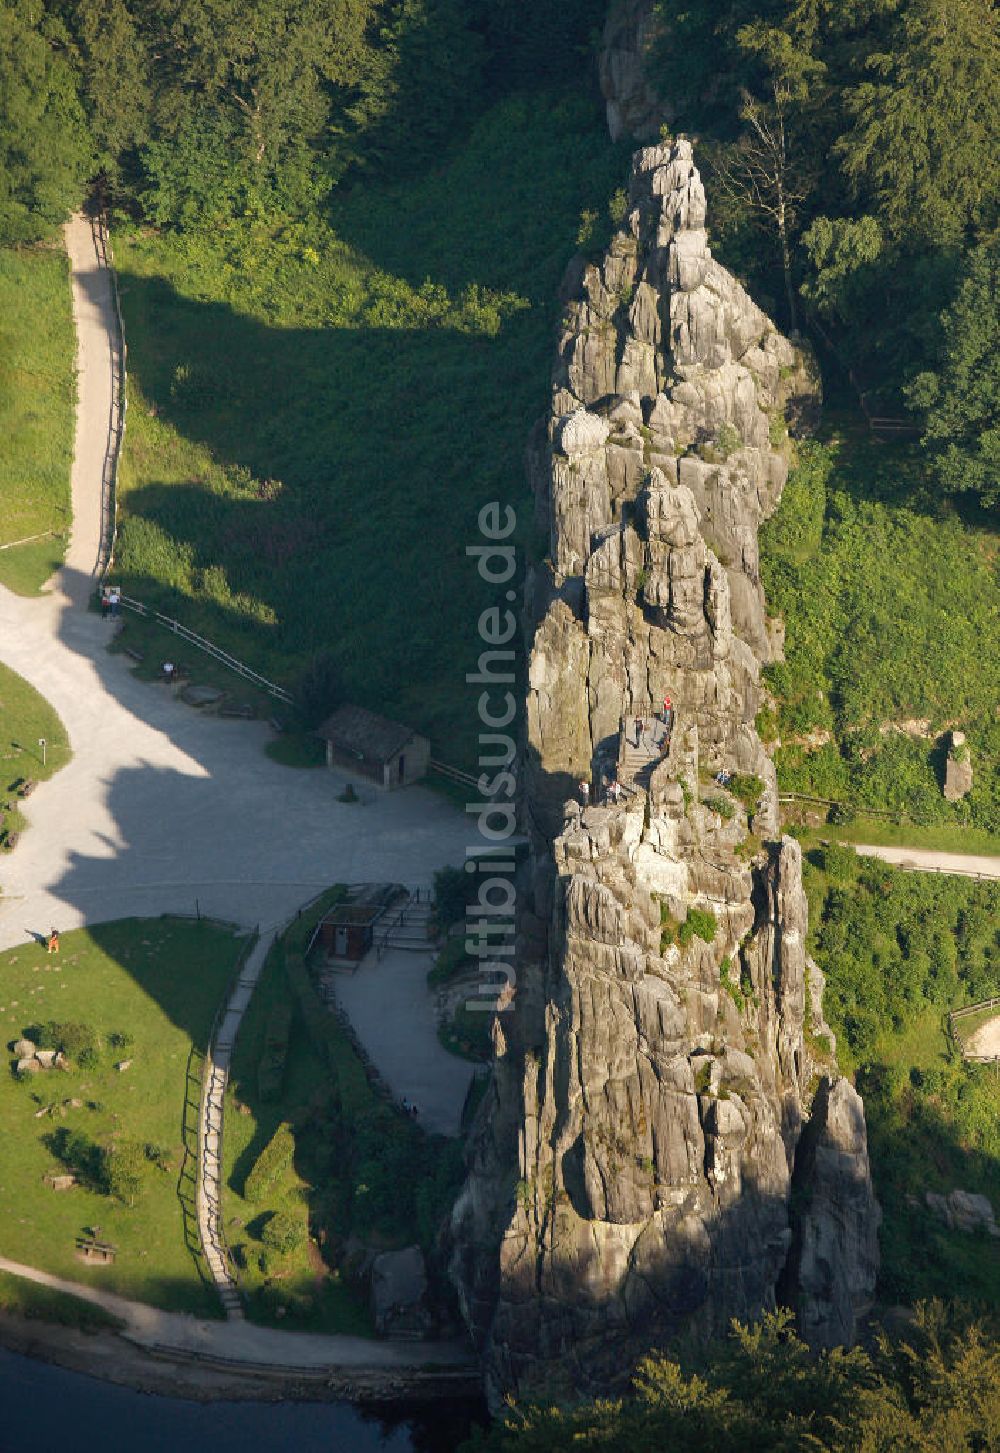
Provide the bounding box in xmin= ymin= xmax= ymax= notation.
xmin=948 ymin=996 xmax=1000 ymax=1064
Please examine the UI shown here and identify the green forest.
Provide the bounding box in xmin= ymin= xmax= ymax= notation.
xmin=2 ymin=0 xmax=997 ymax=515
xmin=650 ymin=0 xmax=998 ymax=509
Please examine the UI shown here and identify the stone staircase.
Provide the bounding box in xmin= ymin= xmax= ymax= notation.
xmin=616 ymin=716 xmax=670 ymax=792
xmin=376 ymin=891 xmax=435 ymax=955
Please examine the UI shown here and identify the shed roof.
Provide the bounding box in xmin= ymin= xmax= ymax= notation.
xmin=317 ymin=704 xmax=418 ymax=764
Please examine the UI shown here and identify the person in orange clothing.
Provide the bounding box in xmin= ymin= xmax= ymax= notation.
xmin=46 ymin=928 xmax=60 ymax=955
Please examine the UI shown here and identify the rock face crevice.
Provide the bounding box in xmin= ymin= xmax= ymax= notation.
xmin=450 ymin=138 xmax=877 ymax=1405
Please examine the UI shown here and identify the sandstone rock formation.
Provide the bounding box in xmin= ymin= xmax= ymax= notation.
xmin=943 ymin=730 xmax=973 ymax=801
xmin=450 ymin=139 xmax=876 ymax=1404
xmin=598 ymin=0 xmax=667 ymax=142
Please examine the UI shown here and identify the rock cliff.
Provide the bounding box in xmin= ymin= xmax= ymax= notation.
xmin=449 ymin=138 xmax=878 ymax=1404
xmin=598 ymin=0 xmax=667 ymax=143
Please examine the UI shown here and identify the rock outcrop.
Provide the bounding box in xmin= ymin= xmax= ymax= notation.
xmin=943 ymin=730 xmax=973 ymax=802
xmin=449 ymin=138 xmax=876 ymax=1405
xmin=598 ymin=0 xmax=667 ymax=142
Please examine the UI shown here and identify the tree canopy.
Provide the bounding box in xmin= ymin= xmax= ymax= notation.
xmin=467 ymin=1303 xmax=1000 ymax=1452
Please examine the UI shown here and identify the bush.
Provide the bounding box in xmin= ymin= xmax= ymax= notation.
xmin=258 ymin=996 xmax=293 ymax=1102
xmin=27 ymin=1020 xmax=100 ymax=1064
xmin=295 ymin=651 xmax=342 ymax=729
xmin=244 ymin=1123 xmax=296 ymax=1202
xmin=703 ymin=792 xmax=736 ymax=821
xmin=105 ymin=1140 xmax=146 ymax=1207
xmin=260 ymin=1211 xmax=305 ymax=1255
xmin=434 ymin=864 xmax=474 ymax=930
xmin=678 ymin=907 xmax=718 ymax=947
xmin=428 ymin=934 xmax=472 ymax=986
xmin=727 ymin=774 xmax=765 ymax=816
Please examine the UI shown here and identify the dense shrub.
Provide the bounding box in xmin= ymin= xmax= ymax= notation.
xmin=105 ymin=1139 xmax=146 ymax=1207
xmin=244 ymin=1123 xmax=296 ymax=1203
xmin=679 ymin=908 xmax=718 ymax=947
xmin=260 ymin=1210 xmax=305 ymax=1255
xmin=257 ymin=996 xmax=293 ymax=1103
xmin=27 ymin=1020 xmax=100 ymax=1066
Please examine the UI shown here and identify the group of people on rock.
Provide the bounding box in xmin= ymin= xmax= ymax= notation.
xmin=578 ymin=694 xmax=678 ymax=809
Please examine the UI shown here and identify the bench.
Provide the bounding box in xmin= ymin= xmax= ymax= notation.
xmin=219 ymin=703 xmax=255 ymax=720
xmin=3 ymin=832 xmax=20 ymax=851
xmin=124 ymin=646 xmax=144 ymax=663
xmin=18 ymin=779 xmax=36 ymax=798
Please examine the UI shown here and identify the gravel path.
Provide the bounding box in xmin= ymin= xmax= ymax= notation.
xmin=0 ymin=216 xmax=477 ymax=1364
xmin=0 ymin=1256 xmax=473 ymax=1373
xmin=964 ymin=1017 xmax=1000 ymax=1059
xmin=852 ymin=844 xmax=1000 ymax=881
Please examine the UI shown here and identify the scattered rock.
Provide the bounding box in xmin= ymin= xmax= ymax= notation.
xmin=598 ymin=0 xmax=667 ymax=142
xmin=926 ymin=1188 xmax=998 ymax=1237
xmin=115 ymin=1059 xmax=133 ymax=1073
xmin=35 ymin=1049 xmax=56 ymax=1068
xmin=15 ymin=1057 xmax=39 ymax=1076
xmin=43 ymin=1173 xmax=77 ymax=1191
xmin=12 ymin=1038 xmax=36 ymax=1058
xmin=180 ymin=684 xmax=224 ymax=708
xmin=943 ymin=730 xmax=973 ymax=802
xmin=371 ymin=1246 xmax=433 ymax=1339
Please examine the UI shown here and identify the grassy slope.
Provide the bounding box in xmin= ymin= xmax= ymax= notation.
xmin=0 ymin=245 xmax=74 ymax=593
xmin=111 ymin=91 xmax=624 ymax=765
xmin=802 ymin=849 xmax=1000 ymax=1308
xmin=0 ymin=662 xmax=72 ymax=847
xmin=0 ymin=918 xmax=245 ymax=1314
xmin=761 ymin=424 xmax=1000 ymax=834
xmin=0 ymin=1269 xmax=123 ymax=1331
xmin=221 ymin=933 xmax=371 ymax=1335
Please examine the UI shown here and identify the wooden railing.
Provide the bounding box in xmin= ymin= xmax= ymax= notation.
xmin=948 ymin=997 xmax=1000 ymax=1064
xmin=117 ymin=592 xmax=293 ymax=703
xmin=92 ymin=211 xmax=127 ymax=579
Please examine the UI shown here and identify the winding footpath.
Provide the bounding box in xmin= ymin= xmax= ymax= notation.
xmin=852 ymin=844 xmax=1000 ymax=881
xmin=0 ymin=213 xmax=474 ymax=1377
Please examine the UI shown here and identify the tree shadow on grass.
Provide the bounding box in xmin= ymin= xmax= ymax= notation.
xmin=115 ymin=271 xmax=537 ymax=762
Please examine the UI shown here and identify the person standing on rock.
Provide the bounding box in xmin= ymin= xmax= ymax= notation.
xmin=579 ymin=779 xmax=590 ymax=807
xmin=634 ymin=716 xmax=643 ymax=749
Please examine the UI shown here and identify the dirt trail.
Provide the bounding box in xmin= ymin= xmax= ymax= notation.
xmin=61 ymin=213 xmax=119 ymax=605
xmin=853 ymin=844 xmax=1000 ymax=881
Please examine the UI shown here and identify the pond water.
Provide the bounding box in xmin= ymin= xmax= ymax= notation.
xmin=0 ymin=1347 xmax=486 ymax=1452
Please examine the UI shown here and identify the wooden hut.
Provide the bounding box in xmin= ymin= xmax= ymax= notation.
xmin=316 ymin=705 xmax=429 ymax=788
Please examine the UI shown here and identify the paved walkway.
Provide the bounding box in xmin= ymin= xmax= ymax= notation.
xmin=0 ymin=1257 xmax=473 ymax=1373
xmin=328 ymin=948 xmax=475 ymax=1137
xmin=63 ymin=212 xmax=118 ymax=605
xmin=0 ymin=216 xmax=477 ymax=1343
xmin=852 ymin=844 xmax=1000 ymax=881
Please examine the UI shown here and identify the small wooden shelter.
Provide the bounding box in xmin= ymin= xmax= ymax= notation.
xmin=317 ymin=705 xmax=429 ymax=788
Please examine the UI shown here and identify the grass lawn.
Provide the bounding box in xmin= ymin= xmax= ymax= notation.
xmin=0 ymin=1269 xmax=123 ymax=1332
xmin=0 ymin=244 xmax=74 ymax=593
xmin=801 ymin=845 xmax=1000 ymax=1309
xmin=790 ymin=818 xmax=1000 ymax=858
xmin=107 ymin=611 xmax=283 ymax=724
xmin=109 ymin=89 xmax=625 ymax=768
xmin=761 ymin=429 xmax=1000 ymax=835
xmin=222 ymin=934 xmax=372 ymax=1335
xmin=222 ymin=889 xmax=465 ymax=1332
xmin=0 ymin=662 xmax=71 ymax=849
xmin=0 ymin=918 xmax=247 ymax=1314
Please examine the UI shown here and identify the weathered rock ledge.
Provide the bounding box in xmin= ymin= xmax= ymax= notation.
xmin=449 ymin=138 xmax=878 ymax=1406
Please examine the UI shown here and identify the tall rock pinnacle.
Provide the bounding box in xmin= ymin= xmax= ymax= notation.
xmin=449 ymin=138 xmax=878 ymax=1406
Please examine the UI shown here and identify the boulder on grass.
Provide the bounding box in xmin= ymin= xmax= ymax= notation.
xmin=370 ymin=1246 xmax=433 ymax=1339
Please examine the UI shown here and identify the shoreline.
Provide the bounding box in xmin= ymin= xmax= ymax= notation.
xmin=0 ymin=1311 xmax=483 ymax=1405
